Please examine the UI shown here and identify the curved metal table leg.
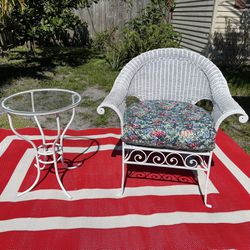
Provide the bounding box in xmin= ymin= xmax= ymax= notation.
xmin=7 ymin=114 xmax=41 ymax=197
xmin=52 ymin=114 xmax=72 ymax=199
xmin=60 ymin=107 xmax=81 ymax=170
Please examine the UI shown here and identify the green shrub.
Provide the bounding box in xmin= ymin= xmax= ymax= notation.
xmin=93 ymin=0 xmax=181 ymax=70
xmin=91 ymin=28 xmax=117 ymax=53
xmin=1 ymin=0 xmax=96 ymax=54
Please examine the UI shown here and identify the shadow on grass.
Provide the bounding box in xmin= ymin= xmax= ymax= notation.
xmin=0 ymin=47 xmax=93 ymax=86
xmin=233 ymin=96 xmax=250 ymax=117
xmin=221 ymin=66 xmax=250 ymax=87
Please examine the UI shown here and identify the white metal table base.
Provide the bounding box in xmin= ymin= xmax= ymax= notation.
xmin=7 ymin=108 xmax=77 ymax=199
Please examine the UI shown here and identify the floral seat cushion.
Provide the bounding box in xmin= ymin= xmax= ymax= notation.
xmin=122 ymin=100 xmax=216 ymax=152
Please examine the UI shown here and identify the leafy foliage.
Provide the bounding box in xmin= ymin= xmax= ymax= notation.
xmin=93 ymin=0 xmax=180 ymax=69
xmin=208 ymin=9 xmax=250 ymax=67
xmin=0 ymin=0 xmax=99 ymax=17
xmin=14 ymin=1 xmax=90 ymax=48
xmin=0 ymin=0 xmax=25 ymax=17
xmin=0 ymin=0 xmax=100 ymax=53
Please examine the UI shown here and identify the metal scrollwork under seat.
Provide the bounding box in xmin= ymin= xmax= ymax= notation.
xmin=97 ymin=48 xmax=249 ymax=208
xmin=1 ymin=88 xmax=82 ymax=199
xmin=122 ymin=143 xmax=213 ymax=207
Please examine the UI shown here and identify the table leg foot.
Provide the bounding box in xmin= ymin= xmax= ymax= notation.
xmin=61 ymin=155 xmax=82 ymax=170
xmin=65 ymin=163 xmax=82 ymax=170
xmin=54 ymin=157 xmax=72 ymax=199
xmin=17 ymin=163 xmax=41 ymax=197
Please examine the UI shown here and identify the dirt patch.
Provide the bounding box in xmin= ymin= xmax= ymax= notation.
xmin=81 ymin=87 xmax=107 ymax=101
xmin=35 ymin=86 xmax=120 ymax=130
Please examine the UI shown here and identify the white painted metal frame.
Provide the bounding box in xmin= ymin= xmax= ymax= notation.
xmin=1 ymin=88 xmax=82 ymax=199
xmin=121 ymin=142 xmax=213 ymax=208
xmin=97 ymin=48 xmax=249 ymax=208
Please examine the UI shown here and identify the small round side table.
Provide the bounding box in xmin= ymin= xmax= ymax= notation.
xmin=1 ymin=88 xmax=82 ymax=198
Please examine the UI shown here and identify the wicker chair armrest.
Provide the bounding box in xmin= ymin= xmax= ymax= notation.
xmin=97 ymin=89 xmax=127 ymax=128
xmin=211 ymin=95 xmax=249 ymax=130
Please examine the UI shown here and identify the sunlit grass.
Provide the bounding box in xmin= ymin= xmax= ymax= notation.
xmin=0 ymin=113 xmax=35 ymax=129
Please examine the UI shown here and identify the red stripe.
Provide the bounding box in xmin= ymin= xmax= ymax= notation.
xmin=216 ymin=129 xmax=250 ymax=176
xmin=0 ymin=223 xmax=249 ymax=250
xmin=0 ymin=141 xmax=30 ymax=193
xmin=0 ymin=196 xmax=214 ymax=219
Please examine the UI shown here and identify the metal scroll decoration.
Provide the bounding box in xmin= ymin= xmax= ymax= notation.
xmin=124 ymin=148 xmax=209 ymax=171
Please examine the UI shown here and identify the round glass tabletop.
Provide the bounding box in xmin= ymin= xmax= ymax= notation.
xmin=1 ymin=89 xmax=81 ymax=116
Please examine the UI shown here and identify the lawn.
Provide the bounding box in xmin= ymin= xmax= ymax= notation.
xmin=0 ymin=47 xmax=249 ymax=154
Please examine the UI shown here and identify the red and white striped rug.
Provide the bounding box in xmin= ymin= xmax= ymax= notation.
xmin=0 ymin=128 xmax=249 ymax=249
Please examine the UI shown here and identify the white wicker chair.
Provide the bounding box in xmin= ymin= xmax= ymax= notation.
xmin=97 ymin=48 xmax=248 ymax=208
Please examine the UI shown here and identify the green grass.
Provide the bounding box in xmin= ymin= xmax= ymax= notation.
xmin=0 ymin=47 xmax=118 ymax=94
xmin=220 ymin=66 xmax=250 ymax=153
xmin=0 ymin=113 xmax=36 ymax=129
xmin=0 ymin=47 xmax=249 ymax=154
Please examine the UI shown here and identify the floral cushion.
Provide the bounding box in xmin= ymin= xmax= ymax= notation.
xmin=121 ymin=100 xmax=216 ymax=152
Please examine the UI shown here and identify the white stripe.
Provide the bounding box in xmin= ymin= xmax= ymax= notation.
xmin=0 ymin=210 xmax=250 ymax=232
xmin=0 ymin=149 xmax=35 ymax=200
xmin=0 ymin=146 xmax=218 ymax=202
xmin=64 ymin=133 xmax=121 ymax=140
xmin=7 ymin=184 xmax=218 ymax=202
xmin=0 ymin=132 xmax=121 ymax=157
xmin=214 ymin=144 xmax=250 ymax=194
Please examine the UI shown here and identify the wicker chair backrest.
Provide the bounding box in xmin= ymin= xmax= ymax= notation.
xmin=116 ymin=48 xmax=228 ymax=104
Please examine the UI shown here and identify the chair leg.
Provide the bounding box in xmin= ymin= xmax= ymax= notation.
xmin=117 ymin=142 xmax=126 ymax=197
xmin=204 ymin=152 xmax=213 ymax=208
